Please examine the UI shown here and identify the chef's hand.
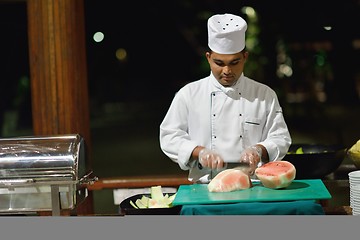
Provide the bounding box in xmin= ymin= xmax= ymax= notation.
xmin=239 ymin=145 xmax=262 ymax=175
xmin=198 ymin=148 xmax=226 ymax=170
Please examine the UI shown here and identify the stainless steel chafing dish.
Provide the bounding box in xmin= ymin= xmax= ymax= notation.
xmin=0 ymin=134 xmax=97 ymax=216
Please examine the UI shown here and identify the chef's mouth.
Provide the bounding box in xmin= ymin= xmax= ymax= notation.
xmin=221 ymin=78 xmax=236 ymax=86
xmin=221 ymin=75 xmax=234 ymax=80
xmin=221 ymin=74 xmax=236 ymax=81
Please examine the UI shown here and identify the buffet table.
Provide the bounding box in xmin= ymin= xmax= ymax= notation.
xmin=86 ymin=173 xmax=354 ymax=216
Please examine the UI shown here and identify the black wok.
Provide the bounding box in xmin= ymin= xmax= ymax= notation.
xmin=282 ymin=144 xmax=347 ymax=179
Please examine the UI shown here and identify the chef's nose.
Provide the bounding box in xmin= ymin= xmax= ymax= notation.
xmin=223 ymin=66 xmax=232 ymax=74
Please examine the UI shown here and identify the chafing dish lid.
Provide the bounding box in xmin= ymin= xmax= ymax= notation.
xmin=0 ymin=134 xmax=85 ymax=181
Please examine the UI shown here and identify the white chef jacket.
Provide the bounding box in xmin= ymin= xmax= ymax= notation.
xmin=159 ymin=72 xmax=292 ymax=183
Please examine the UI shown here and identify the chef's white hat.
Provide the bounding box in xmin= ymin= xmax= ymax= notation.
xmin=207 ymin=13 xmax=247 ymax=54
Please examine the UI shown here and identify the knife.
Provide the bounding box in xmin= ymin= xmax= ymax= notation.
xmin=195 ymin=161 xmax=258 ymax=182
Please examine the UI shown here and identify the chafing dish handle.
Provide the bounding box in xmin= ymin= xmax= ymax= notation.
xmin=0 ymin=179 xmax=35 ymax=186
xmin=79 ymin=170 xmax=98 ymax=185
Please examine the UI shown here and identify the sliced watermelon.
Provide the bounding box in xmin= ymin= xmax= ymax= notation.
xmin=207 ymin=168 xmax=252 ymax=192
xmin=255 ymin=160 xmax=296 ymax=189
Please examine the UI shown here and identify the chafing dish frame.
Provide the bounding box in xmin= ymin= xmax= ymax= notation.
xmin=0 ymin=134 xmax=98 ymax=216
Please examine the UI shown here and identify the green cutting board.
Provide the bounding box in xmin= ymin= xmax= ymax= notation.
xmin=172 ymin=179 xmax=331 ymax=206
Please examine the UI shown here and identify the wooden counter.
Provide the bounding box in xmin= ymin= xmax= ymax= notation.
xmin=323 ymin=206 xmax=352 ymax=215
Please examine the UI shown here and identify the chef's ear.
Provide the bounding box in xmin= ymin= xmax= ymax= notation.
xmin=205 ymin=51 xmax=213 ymax=64
xmin=242 ymin=50 xmax=249 ymax=60
xmin=205 ymin=51 xmax=211 ymax=59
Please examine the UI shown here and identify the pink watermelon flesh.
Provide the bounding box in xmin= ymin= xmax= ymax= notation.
xmin=208 ymin=168 xmax=252 ymax=192
xmin=255 ymin=160 xmax=296 ymax=189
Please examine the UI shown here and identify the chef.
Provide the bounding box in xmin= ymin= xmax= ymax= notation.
xmin=159 ymin=13 xmax=292 ymax=183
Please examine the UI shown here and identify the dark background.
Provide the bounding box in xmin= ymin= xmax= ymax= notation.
xmin=1 ymin=0 xmax=360 ymax=178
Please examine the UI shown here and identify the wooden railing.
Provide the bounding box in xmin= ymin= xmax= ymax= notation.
xmin=87 ymin=174 xmax=192 ymax=190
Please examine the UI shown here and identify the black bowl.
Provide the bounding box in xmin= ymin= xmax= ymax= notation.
xmin=282 ymin=144 xmax=347 ymax=179
xmin=119 ymin=193 xmax=181 ymax=215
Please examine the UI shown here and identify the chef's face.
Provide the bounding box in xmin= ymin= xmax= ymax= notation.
xmin=206 ymin=50 xmax=248 ymax=87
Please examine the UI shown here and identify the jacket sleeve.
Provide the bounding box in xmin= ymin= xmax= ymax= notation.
xmin=258 ymin=89 xmax=292 ymax=161
xmin=159 ymin=90 xmax=198 ymax=170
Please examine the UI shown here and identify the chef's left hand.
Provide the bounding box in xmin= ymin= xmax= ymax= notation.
xmin=239 ymin=145 xmax=262 ymax=175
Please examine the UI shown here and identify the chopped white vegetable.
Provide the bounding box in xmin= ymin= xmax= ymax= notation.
xmin=130 ymin=186 xmax=177 ymax=209
xmin=129 ymin=200 xmax=138 ymax=209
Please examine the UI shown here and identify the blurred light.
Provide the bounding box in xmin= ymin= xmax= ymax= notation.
xmin=277 ymin=64 xmax=293 ymax=78
xmin=353 ymin=39 xmax=360 ymax=49
xmin=246 ymin=38 xmax=258 ymax=50
xmin=323 ymin=26 xmax=332 ymax=31
xmin=241 ymin=6 xmax=256 ymax=19
xmin=317 ymin=92 xmax=327 ymax=102
xmin=93 ymin=32 xmax=104 ymax=43
xmin=115 ymin=48 xmax=127 ymax=61
xmin=241 ymin=5 xmax=259 ymax=52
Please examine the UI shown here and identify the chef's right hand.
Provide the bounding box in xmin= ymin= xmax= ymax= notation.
xmin=198 ymin=148 xmax=226 ymax=170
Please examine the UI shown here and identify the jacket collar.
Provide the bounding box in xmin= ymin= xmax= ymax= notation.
xmin=210 ymin=72 xmax=244 ymax=99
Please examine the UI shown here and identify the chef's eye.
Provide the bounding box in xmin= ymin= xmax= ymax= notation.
xmin=230 ymin=60 xmax=240 ymax=65
xmin=214 ymin=60 xmax=225 ymax=67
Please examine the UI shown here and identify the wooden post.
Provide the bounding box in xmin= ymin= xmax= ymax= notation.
xmin=27 ymin=0 xmax=93 ymax=215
